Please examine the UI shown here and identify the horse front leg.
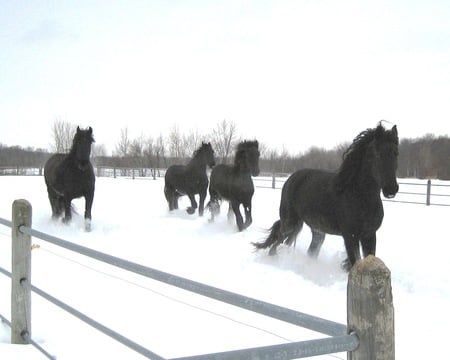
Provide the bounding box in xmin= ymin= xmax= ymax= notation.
xmin=62 ymin=198 xmax=72 ymax=224
xmin=242 ymin=200 xmax=252 ymax=230
xmin=361 ymin=233 xmax=376 ymax=258
xmin=84 ymin=191 xmax=94 ymax=232
xmin=198 ymin=188 xmax=207 ymax=217
xmin=342 ymin=233 xmax=361 ymax=272
xmin=231 ymin=201 xmax=244 ymax=231
xmin=186 ymin=193 xmax=198 ymax=215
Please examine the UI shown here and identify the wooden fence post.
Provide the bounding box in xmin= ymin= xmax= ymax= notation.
xmin=11 ymin=199 xmax=32 ymax=344
xmin=426 ymin=179 xmax=431 ymax=206
xmin=347 ymin=256 xmax=395 ymax=360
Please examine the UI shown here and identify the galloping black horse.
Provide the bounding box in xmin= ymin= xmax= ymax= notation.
xmin=164 ymin=142 xmax=215 ymax=216
xmin=44 ymin=127 xmax=95 ymax=231
xmin=254 ymin=124 xmax=399 ymax=271
xmin=208 ymin=140 xmax=260 ymax=231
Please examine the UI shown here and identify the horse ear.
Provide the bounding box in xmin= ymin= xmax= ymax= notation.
xmin=77 ymin=126 xmax=81 ymax=133
xmin=392 ymin=125 xmax=397 ymax=136
xmin=88 ymin=127 xmax=93 ymax=135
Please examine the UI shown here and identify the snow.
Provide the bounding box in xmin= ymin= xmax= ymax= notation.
xmin=0 ymin=175 xmax=449 ymax=359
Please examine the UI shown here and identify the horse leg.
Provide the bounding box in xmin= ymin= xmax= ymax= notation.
xmin=361 ymin=233 xmax=376 ymax=258
xmin=198 ymin=188 xmax=207 ymax=217
xmin=84 ymin=191 xmax=94 ymax=231
xmin=307 ymin=230 xmax=326 ymax=258
xmin=186 ymin=193 xmax=198 ymax=215
xmin=231 ymin=200 xmax=245 ymax=231
xmin=62 ymin=198 xmax=72 ymax=224
xmin=342 ymin=234 xmax=361 ymax=271
xmin=164 ymin=185 xmax=175 ymax=211
xmin=243 ymin=200 xmax=252 ymax=230
xmin=47 ymin=188 xmax=62 ymax=220
xmin=227 ymin=203 xmax=234 ymax=223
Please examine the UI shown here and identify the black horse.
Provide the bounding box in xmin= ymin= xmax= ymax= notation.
xmin=44 ymin=127 xmax=95 ymax=231
xmin=254 ymin=124 xmax=399 ymax=271
xmin=164 ymin=142 xmax=215 ymax=216
xmin=208 ymin=140 xmax=260 ymax=231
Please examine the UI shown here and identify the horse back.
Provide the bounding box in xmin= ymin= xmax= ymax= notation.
xmin=210 ymin=163 xmax=254 ymax=201
xmin=165 ymin=164 xmax=208 ymax=193
xmin=282 ymin=169 xmax=340 ymax=232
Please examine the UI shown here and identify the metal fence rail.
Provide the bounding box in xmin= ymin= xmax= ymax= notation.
xmin=0 ymin=211 xmax=359 ymax=360
xmin=1 ymin=200 xmax=396 ymax=359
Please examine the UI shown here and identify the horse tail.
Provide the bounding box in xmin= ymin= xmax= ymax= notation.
xmin=253 ymin=219 xmax=282 ymax=250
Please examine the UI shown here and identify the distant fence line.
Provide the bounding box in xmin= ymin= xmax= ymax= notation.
xmin=1 ymin=166 xmax=449 ymax=206
xmin=0 ymin=200 xmax=397 ymax=359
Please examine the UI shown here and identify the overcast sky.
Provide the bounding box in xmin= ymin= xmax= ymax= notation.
xmin=1 ymin=0 xmax=449 ymax=154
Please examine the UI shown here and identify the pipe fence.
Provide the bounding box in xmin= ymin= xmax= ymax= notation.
xmin=253 ymin=176 xmax=450 ymax=207
xmin=2 ymin=165 xmax=449 ymax=207
xmin=0 ymin=200 xmax=395 ymax=359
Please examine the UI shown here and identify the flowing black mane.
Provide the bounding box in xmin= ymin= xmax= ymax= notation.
xmin=189 ymin=142 xmax=213 ymax=166
xmin=334 ymin=124 xmax=399 ymax=193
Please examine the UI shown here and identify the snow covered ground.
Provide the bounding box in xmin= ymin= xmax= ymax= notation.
xmin=0 ymin=176 xmax=449 ymax=359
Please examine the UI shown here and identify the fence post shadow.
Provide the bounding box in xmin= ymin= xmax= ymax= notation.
xmin=347 ymin=255 xmax=395 ymax=360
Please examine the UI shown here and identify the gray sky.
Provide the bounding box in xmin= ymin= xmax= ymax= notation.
xmin=1 ymin=0 xmax=449 ymax=154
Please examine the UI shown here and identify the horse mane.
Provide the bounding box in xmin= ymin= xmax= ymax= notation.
xmin=192 ymin=142 xmax=210 ymax=158
xmin=234 ymin=140 xmax=259 ymax=167
xmin=334 ymin=123 xmax=397 ymax=193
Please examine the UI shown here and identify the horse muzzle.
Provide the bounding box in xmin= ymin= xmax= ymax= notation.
xmin=382 ymin=183 xmax=399 ymax=199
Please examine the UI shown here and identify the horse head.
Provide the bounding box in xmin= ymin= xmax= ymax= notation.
xmin=372 ymin=124 xmax=399 ymax=198
xmin=71 ymin=126 xmax=95 ymax=170
xmin=200 ymin=142 xmax=216 ymax=169
xmin=236 ymin=140 xmax=260 ymax=176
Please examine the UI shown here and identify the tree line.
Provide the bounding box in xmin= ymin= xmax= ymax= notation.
xmin=1 ymin=119 xmax=449 ymax=180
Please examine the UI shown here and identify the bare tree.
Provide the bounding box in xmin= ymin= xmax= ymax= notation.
xmin=183 ymin=129 xmax=204 ymax=156
xmin=115 ymin=127 xmax=131 ymax=157
xmin=51 ymin=118 xmax=76 ymax=153
xmin=168 ymin=125 xmax=184 ymax=158
xmin=210 ymin=119 xmax=239 ymax=163
xmin=155 ymin=133 xmax=167 ymax=168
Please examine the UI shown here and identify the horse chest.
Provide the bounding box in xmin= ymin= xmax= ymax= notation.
xmin=227 ymin=178 xmax=253 ymax=198
xmin=339 ymin=195 xmax=384 ymax=234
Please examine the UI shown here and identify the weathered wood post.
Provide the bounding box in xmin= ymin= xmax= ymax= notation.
xmin=426 ymin=179 xmax=431 ymax=206
xmin=272 ymin=173 xmax=276 ymax=189
xmin=347 ymin=255 xmax=394 ymax=360
xmin=11 ymin=199 xmax=32 ymax=344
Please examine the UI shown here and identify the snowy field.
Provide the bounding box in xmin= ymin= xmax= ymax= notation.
xmin=0 ymin=176 xmax=449 ymax=359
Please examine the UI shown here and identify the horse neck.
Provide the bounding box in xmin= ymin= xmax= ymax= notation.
xmin=187 ymin=155 xmax=207 ymax=172
xmin=233 ymin=161 xmax=252 ymax=177
xmin=335 ymin=153 xmax=380 ymax=195
xmin=68 ymin=143 xmax=91 ymax=166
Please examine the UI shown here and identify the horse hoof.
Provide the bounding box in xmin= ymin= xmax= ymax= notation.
xmin=186 ymin=207 xmax=195 ymax=215
xmin=341 ymin=259 xmax=352 ymax=272
xmin=85 ymin=219 xmax=92 ymax=232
